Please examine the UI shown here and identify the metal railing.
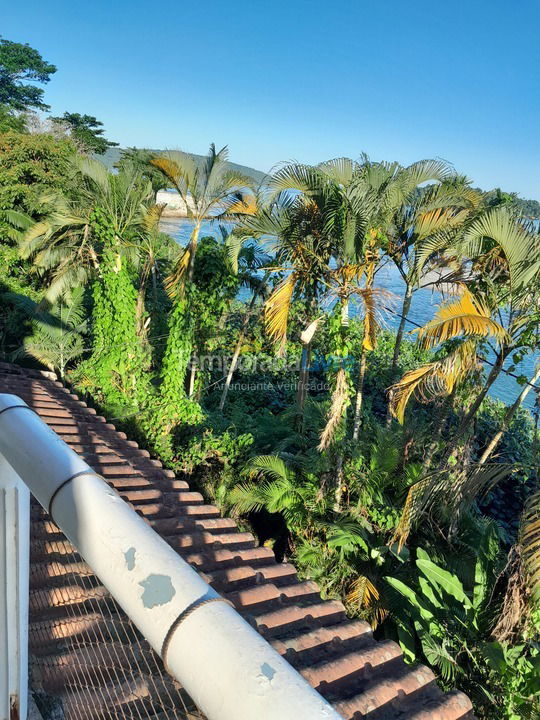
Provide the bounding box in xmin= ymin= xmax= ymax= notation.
xmin=0 ymin=394 xmax=341 ymax=720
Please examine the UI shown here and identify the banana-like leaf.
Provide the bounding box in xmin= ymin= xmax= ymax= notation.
xmin=416 ymin=558 xmax=472 ymax=609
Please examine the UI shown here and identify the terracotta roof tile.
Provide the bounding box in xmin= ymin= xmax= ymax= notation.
xmin=0 ymin=362 xmax=475 ymax=719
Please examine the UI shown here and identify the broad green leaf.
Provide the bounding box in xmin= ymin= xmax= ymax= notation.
xmin=396 ymin=622 xmax=416 ymax=663
xmin=416 ymin=558 xmax=472 ymax=609
xmin=385 ymin=576 xmax=435 ymax=623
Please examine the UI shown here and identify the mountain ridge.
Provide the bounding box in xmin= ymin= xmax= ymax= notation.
xmin=100 ymin=146 xmax=267 ymax=185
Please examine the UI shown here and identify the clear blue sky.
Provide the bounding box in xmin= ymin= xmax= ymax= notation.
xmin=4 ymin=0 xmax=540 ymax=198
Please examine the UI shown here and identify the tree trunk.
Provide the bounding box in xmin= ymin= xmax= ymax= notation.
xmin=136 ymin=260 xmax=153 ymax=337
xmin=352 ymin=347 xmax=368 ymax=441
xmin=391 ymin=282 xmax=413 ymax=374
xmin=440 ymin=349 xmax=508 ymax=466
xmin=334 ymin=452 xmax=345 ymax=512
xmin=219 ymin=291 xmax=258 ymax=411
xmin=295 ymin=342 xmax=312 ymax=428
xmin=188 ymin=362 xmax=197 ymax=397
xmin=151 ymin=266 xmax=158 ymax=304
xmin=478 ymin=366 xmax=540 ymax=466
xmin=186 ymin=223 xmax=201 ymax=284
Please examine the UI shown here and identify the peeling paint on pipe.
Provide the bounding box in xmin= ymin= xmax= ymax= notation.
xmin=0 ymin=396 xmax=342 ymax=720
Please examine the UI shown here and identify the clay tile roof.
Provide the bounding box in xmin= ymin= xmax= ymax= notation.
xmin=0 ymin=363 xmax=475 ymax=720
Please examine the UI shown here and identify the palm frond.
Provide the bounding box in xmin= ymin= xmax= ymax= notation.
xmin=462 ymin=207 xmax=540 ymax=292
xmin=414 ymin=289 xmax=508 ymax=348
xmin=243 ymin=454 xmax=290 ymax=482
xmin=390 ymin=340 xmax=479 ymax=423
xmin=264 ymin=274 xmax=296 ymax=349
xmin=520 ymin=488 xmax=540 ymax=606
xmin=318 ymin=367 xmax=350 ymax=451
xmin=165 ymin=247 xmax=191 ymax=297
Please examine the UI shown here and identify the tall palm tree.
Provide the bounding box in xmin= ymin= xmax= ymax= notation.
xmin=331 ymin=156 xmax=457 ymax=439
xmin=147 ymin=145 xmax=256 ymax=439
xmin=218 ymin=239 xmax=270 ymax=411
xmin=385 ymin=177 xmax=481 ymax=374
xmin=20 ymin=157 xmax=156 ymax=407
xmin=234 ymin=169 xmax=339 ymax=423
xmin=150 ymin=144 xmax=256 ymax=293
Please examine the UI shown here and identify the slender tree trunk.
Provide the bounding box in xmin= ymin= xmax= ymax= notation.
xmin=352 ymin=347 xmax=368 ymax=441
xmin=478 ymin=366 xmax=540 ymax=466
xmin=386 ymin=283 xmax=413 ymax=426
xmin=186 ymin=223 xmax=201 ymax=284
xmin=391 ymin=282 xmax=413 ymax=373
xmin=440 ymin=349 xmax=508 ymax=466
xmin=295 ymin=342 xmax=312 ymax=427
xmin=219 ymin=291 xmax=258 ymax=411
xmin=188 ymin=363 xmax=197 ymax=397
xmin=334 ymin=452 xmax=344 ymax=512
xmin=151 ymin=266 xmax=158 ymax=304
xmin=136 ymin=261 xmax=151 ymax=337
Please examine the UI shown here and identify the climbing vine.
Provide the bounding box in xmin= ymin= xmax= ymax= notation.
xmin=76 ymin=207 xmax=151 ymax=412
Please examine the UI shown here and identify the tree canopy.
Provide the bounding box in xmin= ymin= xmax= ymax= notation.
xmin=0 ymin=37 xmax=56 ymax=111
xmin=51 ymin=112 xmax=118 ymax=155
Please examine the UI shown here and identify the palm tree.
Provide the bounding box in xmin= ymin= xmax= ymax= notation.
xmin=20 ymin=157 xmax=157 ymax=407
xmin=389 ymin=289 xmax=508 ymax=423
xmin=150 ymin=144 xmax=256 ymax=293
xmin=343 ymin=158 xmax=463 ymax=433
xmin=234 ymin=169 xmax=338 ymax=422
xmin=389 ymin=208 xmax=540 ymax=467
xmin=124 ymin=203 xmax=178 ymax=337
xmin=386 ymin=177 xmax=481 ymax=374
xmin=19 ymin=156 xmax=154 ymax=300
xmin=218 ymin=239 xmax=270 ymax=411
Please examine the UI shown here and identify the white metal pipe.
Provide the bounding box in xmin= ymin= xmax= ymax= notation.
xmin=0 ymin=395 xmax=342 ymax=720
xmin=0 ymin=453 xmax=29 ymax=720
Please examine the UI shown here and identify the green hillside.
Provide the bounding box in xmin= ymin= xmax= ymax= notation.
xmin=100 ymin=146 xmax=267 ymax=185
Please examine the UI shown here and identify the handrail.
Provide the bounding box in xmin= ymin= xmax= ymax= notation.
xmin=0 ymin=394 xmax=342 ymax=720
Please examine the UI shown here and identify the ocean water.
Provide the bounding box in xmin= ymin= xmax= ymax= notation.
xmin=160 ymin=218 xmax=537 ymax=410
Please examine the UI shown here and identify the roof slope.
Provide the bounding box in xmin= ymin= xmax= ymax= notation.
xmin=0 ymin=363 xmax=475 ymax=720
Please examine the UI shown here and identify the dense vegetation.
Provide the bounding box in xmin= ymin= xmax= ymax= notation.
xmin=1 ymin=38 xmax=540 ymax=720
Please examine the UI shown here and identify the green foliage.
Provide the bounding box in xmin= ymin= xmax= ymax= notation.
xmin=6 ymin=287 xmax=86 ymax=378
xmin=482 ymin=638 xmax=540 ymax=720
xmin=115 ymin=147 xmax=167 ymax=193
xmin=50 ymin=113 xmax=118 ymax=155
xmin=0 ymin=104 xmax=26 ymax=132
xmin=74 ymin=207 xmax=150 ymax=412
xmin=0 ymin=131 xmax=75 ymax=241
xmin=0 ymin=37 xmax=56 ymax=111
xmin=4 ymin=143 xmax=540 ymax=719
xmin=385 ymin=542 xmax=540 ymax=719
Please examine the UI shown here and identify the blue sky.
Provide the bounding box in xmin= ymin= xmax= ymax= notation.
xmin=4 ymin=0 xmax=540 ymax=198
